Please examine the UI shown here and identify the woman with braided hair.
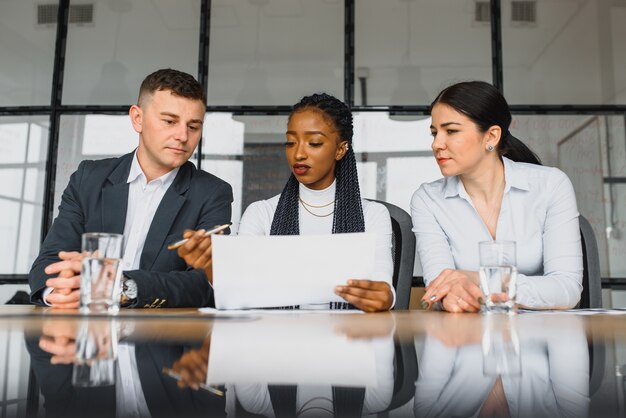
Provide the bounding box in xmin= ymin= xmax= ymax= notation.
xmin=179 ymin=93 xmax=394 ymax=312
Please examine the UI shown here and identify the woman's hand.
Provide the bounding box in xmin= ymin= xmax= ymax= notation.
xmin=335 ymin=280 xmax=393 ymax=313
xmin=170 ymin=337 xmax=211 ymax=390
xmin=177 ymin=229 xmax=215 ymax=284
xmin=422 ymin=269 xmax=483 ymax=313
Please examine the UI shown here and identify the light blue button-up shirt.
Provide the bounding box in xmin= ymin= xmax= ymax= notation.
xmin=411 ymin=157 xmax=583 ymax=309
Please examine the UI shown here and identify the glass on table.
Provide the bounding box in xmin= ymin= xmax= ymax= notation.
xmin=72 ymin=320 xmax=119 ymax=387
xmin=479 ymin=240 xmax=517 ymax=313
xmin=80 ymin=233 xmax=124 ymax=314
xmin=481 ymin=314 xmax=521 ymax=377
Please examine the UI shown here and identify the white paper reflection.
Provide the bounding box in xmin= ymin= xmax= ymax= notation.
xmin=208 ymin=314 xmax=395 ymax=416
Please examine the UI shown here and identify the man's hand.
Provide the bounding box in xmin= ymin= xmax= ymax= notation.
xmin=422 ymin=269 xmax=483 ymax=313
xmin=335 ymin=280 xmax=393 ymax=313
xmin=45 ymin=251 xmax=82 ymax=309
xmin=38 ymin=320 xmax=79 ymax=364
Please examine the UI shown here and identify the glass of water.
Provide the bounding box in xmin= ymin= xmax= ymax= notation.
xmin=481 ymin=314 xmax=521 ymax=376
xmin=72 ymin=319 xmax=118 ymax=387
xmin=479 ymin=240 xmax=517 ymax=313
xmin=80 ymin=233 xmax=124 ymax=314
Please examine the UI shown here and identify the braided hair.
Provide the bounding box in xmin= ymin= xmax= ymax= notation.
xmin=270 ymin=93 xmax=365 ymax=235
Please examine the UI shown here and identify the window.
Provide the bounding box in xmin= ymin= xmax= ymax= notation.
xmin=503 ymin=0 xmax=626 ymax=104
xmin=207 ymin=0 xmax=344 ymax=106
xmin=0 ymin=116 xmax=49 ymax=274
xmin=355 ymin=0 xmax=493 ymax=106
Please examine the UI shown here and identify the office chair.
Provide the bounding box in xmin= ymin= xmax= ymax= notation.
xmin=367 ymin=200 xmax=416 ymax=310
xmin=377 ymin=340 xmax=418 ymax=417
xmin=578 ymin=214 xmax=602 ymax=309
xmin=578 ymin=215 xmax=606 ymax=397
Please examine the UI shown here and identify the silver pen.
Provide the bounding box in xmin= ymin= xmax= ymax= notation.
xmin=162 ymin=367 xmax=224 ymax=396
xmin=167 ymin=223 xmax=231 ymax=250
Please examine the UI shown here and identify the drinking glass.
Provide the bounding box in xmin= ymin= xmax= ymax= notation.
xmin=72 ymin=319 xmax=118 ymax=387
xmin=80 ymin=233 xmax=124 ymax=314
xmin=479 ymin=240 xmax=517 ymax=313
xmin=481 ymin=314 xmax=521 ymax=377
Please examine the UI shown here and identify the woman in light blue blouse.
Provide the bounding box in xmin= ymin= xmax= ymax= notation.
xmin=412 ymin=81 xmax=583 ymax=312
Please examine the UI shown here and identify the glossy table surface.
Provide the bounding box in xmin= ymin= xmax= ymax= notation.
xmin=1 ymin=305 xmax=625 ymax=418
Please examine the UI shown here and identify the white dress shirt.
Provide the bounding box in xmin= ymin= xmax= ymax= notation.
xmin=410 ymin=157 xmax=583 ymax=309
xmin=122 ymin=153 xmax=179 ymax=270
xmin=116 ymin=153 xmax=179 ymax=418
xmin=413 ymin=317 xmax=589 ymax=418
xmin=238 ymin=180 xmax=395 ymax=308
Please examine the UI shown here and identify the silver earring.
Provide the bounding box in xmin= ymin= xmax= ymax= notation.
xmin=487 ymin=144 xmax=494 ymax=152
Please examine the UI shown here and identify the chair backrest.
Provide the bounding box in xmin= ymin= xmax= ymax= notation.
xmin=578 ymin=214 xmax=602 ymax=309
xmin=367 ymin=199 xmax=416 ymax=310
xmin=377 ymin=340 xmax=418 ymax=418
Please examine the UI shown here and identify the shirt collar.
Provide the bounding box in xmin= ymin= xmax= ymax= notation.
xmin=127 ymin=151 xmax=180 ymax=188
xmin=443 ymin=175 xmax=462 ymax=198
xmin=442 ymin=156 xmax=530 ymax=199
xmin=502 ymin=156 xmax=530 ymax=192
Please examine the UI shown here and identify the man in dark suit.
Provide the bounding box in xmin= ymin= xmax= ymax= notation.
xmin=26 ymin=320 xmax=226 ymax=418
xmin=29 ymin=68 xmax=233 ymax=308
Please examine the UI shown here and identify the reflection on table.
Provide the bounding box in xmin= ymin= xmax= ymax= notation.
xmin=24 ymin=310 xmax=401 ymax=418
xmin=414 ymin=314 xmax=589 ymax=418
xmin=0 ymin=306 xmax=623 ymax=417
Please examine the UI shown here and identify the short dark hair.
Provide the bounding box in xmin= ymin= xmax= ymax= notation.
xmin=432 ymin=81 xmax=541 ymax=165
xmin=270 ymin=93 xmax=365 ymax=235
xmin=137 ymin=68 xmax=204 ymax=105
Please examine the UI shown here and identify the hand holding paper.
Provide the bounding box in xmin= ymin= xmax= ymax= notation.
xmin=335 ymin=279 xmax=393 ymax=313
xmin=211 ymin=233 xmax=377 ymax=309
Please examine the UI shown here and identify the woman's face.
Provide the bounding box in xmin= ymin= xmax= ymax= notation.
xmin=285 ymin=109 xmax=348 ymax=190
xmin=430 ymin=103 xmax=495 ymax=177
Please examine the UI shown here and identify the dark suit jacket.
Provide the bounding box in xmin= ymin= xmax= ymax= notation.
xmin=29 ymin=152 xmax=233 ymax=308
xmin=25 ymin=338 xmax=226 ymax=418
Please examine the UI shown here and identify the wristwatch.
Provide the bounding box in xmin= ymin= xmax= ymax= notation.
xmin=120 ymin=277 xmax=138 ymax=307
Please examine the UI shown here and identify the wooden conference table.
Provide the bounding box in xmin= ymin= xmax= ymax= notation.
xmin=1 ymin=305 xmax=625 ymax=417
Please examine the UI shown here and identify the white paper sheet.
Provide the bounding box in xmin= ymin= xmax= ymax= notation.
xmin=211 ymin=233 xmax=376 ymax=310
xmin=206 ymin=316 xmax=378 ymax=386
xmin=198 ymin=307 xmax=363 ymax=316
xmin=519 ymin=308 xmax=626 ymax=315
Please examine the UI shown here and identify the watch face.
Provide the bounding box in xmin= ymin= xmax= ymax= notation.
xmin=124 ymin=279 xmax=138 ymax=299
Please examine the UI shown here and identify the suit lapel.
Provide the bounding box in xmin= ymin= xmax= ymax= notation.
xmin=140 ymin=162 xmax=192 ymax=270
xmin=101 ymin=153 xmax=133 ymax=234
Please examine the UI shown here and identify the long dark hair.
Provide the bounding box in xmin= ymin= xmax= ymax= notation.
xmin=270 ymin=93 xmax=365 ymax=235
xmin=431 ymin=81 xmax=541 ymax=165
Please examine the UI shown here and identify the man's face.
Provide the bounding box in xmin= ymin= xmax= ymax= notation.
xmin=130 ymin=89 xmax=205 ymax=179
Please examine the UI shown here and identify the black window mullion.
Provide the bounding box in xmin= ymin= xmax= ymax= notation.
xmin=344 ymin=0 xmax=355 ymax=107
xmin=197 ymin=0 xmax=211 ymax=171
xmin=41 ymin=0 xmax=70 ymax=242
xmin=490 ymin=0 xmax=504 ymax=91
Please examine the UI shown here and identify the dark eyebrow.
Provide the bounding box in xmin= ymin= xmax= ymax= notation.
xmin=160 ymin=112 xmax=203 ymax=125
xmin=285 ymin=130 xmax=328 ymax=137
xmin=430 ymin=121 xmax=462 ymax=129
